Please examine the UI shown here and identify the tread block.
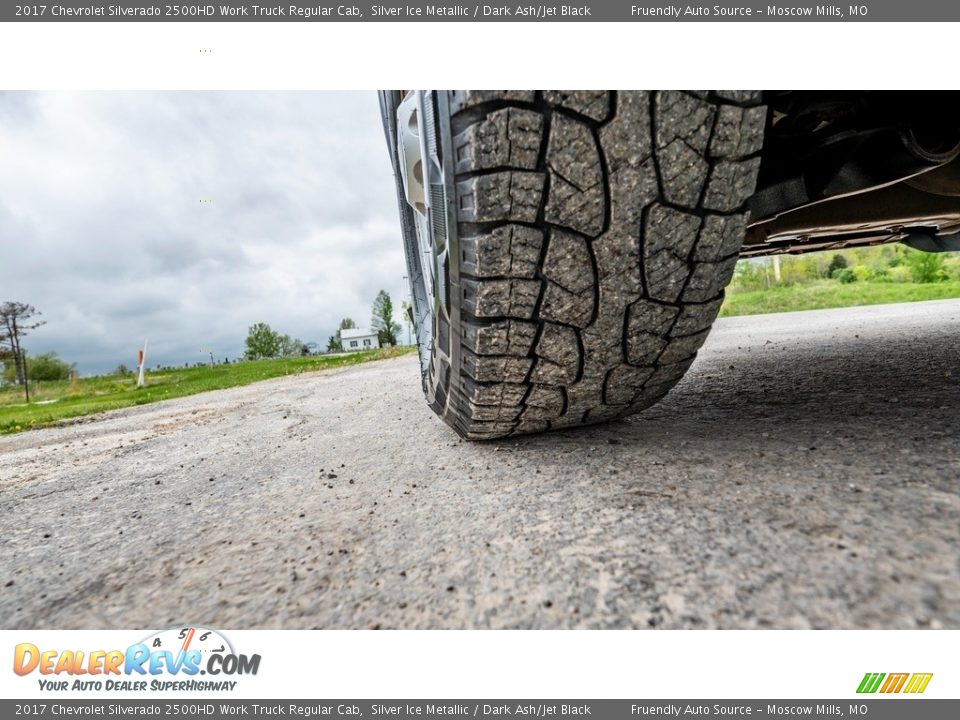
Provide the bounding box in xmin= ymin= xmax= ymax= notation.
xmin=656 ymin=91 xmax=716 ymax=155
xmin=456 ymin=172 xmax=545 ymax=224
xmin=693 ymin=213 xmax=748 ymax=263
xmin=579 ymin=324 xmax=625 ymax=380
xmin=542 ymin=229 xmax=595 ymax=294
xmin=702 ymin=157 xmax=762 ymax=212
xmin=463 ymin=349 xmax=533 ymax=383
xmin=659 ymin=329 xmax=710 ymax=364
xmin=604 ymin=365 xmax=655 ymax=405
xmin=544 ymin=114 xmax=606 ymax=237
xmin=561 ymin=379 xmax=605 ymax=422
xmin=464 ymin=421 xmax=519 ymax=439
xmin=453 ymin=107 xmax=544 ymax=174
xmin=540 ymin=283 xmax=594 ymax=329
xmin=463 ymin=277 xmax=541 ymax=318
xmin=524 ymin=384 xmax=565 ymax=418
xmin=709 ymin=104 xmax=766 ymax=158
xmin=625 ymin=299 xmax=678 ymax=366
xmin=682 ymin=256 xmax=738 ymax=303
xmin=643 ymin=204 xmax=702 ymax=303
xmin=658 ymin=139 xmax=710 ymax=208
xmin=600 ymin=91 xmax=653 ymax=163
xmin=466 ymin=401 xmax=523 ymax=422
xmin=539 ymin=230 xmax=596 ymax=328
xmin=593 ymin=231 xmax=643 ymax=298
xmin=462 ymin=380 xmax=527 ymax=407
xmin=464 ymin=319 xmax=538 ymax=356
xmin=461 ymin=224 xmax=543 ymax=279
xmin=671 ymin=298 xmax=724 ymax=337
xmin=601 ymin=92 xmax=659 ymax=241
xmin=543 ymin=90 xmax=612 ymax=122
xmin=531 ymin=323 xmax=581 ymax=385
xmin=513 ymin=419 xmax=550 ymax=435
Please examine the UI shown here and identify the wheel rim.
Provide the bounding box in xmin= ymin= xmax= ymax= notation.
xmin=383 ymin=91 xmax=459 ymax=410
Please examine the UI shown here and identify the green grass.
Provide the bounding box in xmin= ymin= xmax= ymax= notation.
xmin=0 ymin=346 xmax=416 ymax=435
xmin=720 ymin=280 xmax=960 ymax=317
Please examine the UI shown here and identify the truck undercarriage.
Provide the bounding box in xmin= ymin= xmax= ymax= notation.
xmin=745 ymin=91 xmax=960 ymax=257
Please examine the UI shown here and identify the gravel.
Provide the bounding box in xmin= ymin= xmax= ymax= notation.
xmin=2 ymin=300 xmax=958 ymax=629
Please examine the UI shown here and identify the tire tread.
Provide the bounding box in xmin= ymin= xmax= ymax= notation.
xmin=432 ymin=91 xmax=764 ymax=438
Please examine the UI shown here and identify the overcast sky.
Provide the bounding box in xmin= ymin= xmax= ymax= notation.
xmin=0 ymin=91 xmax=408 ymax=374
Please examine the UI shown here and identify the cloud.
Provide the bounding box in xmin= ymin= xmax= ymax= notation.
xmin=0 ymin=92 xmax=411 ymax=373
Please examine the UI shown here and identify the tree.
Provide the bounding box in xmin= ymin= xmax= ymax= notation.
xmin=905 ymin=250 xmax=946 ymax=284
xmin=0 ymin=302 xmax=45 ymax=402
xmin=28 ymin=351 xmax=73 ymax=382
xmin=371 ymin=290 xmax=401 ymax=347
xmin=827 ymin=253 xmax=849 ymax=278
xmin=278 ymin=334 xmax=306 ymax=357
xmin=244 ymin=322 xmax=282 ymax=359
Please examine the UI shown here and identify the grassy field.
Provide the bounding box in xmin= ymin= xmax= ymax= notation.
xmin=0 ymin=346 xmax=416 ymax=435
xmin=720 ymin=280 xmax=960 ymax=317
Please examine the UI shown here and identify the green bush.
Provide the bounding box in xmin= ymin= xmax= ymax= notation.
xmin=729 ymin=247 xmax=960 ymax=293
xmin=780 ymin=260 xmax=810 ymax=286
xmin=942 ymin=254 xmax=960 ymax=281
xmin=28 ymin=352 xmax=73 ymax=382
xmin=731 ymin=259 xmax=772 ymax=293
xmin=827 ymin=253 xmax=849 ymax=277
xmin=888 ymin=265 xmax=913 ymax=283
xmin=887 ymin=245 xmax=906 ymax=267
xmin=836 ymin=268 xmax=857 ymax=284
xmin=905 ymin=250 xmax=946 ymax=283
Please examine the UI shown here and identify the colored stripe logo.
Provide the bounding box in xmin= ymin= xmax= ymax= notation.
xmin=857 ymin=672 xmax=933 ymax=694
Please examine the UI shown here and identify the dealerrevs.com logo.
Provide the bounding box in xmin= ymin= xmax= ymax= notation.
xmin=13 ymin=626 xmax=260 ymax=692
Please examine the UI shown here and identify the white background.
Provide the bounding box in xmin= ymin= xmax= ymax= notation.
xmin=1 ymin=17 xmax=957 ymax=702
xmin=0 ymin=22 xmax=958 ymax=90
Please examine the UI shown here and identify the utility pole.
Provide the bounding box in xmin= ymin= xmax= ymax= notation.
xmin=402 ymin=276 xmax=413 ymax=346
xmin=22 ymin=350 xmax=30 ymax=403
xmin=136 ymin=339 xmax=148 ymax=388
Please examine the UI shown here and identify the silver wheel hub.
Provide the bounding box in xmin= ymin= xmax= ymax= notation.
xmin=396 ymin=91 xmax=437 ymax=306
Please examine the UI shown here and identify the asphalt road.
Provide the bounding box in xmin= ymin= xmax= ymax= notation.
xmin=2 ymin=300 xmax=959 ymax=629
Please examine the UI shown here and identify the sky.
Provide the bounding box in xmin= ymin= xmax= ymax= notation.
xmin=0 ymin=91 xmax=410 ymax=374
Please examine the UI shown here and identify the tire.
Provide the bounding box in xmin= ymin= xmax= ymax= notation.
xmin=382 ymin=90 xmax=766 ymax=440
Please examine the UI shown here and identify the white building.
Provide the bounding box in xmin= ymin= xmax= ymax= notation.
xmin=340 ymin=328 xmax=380 ymax=351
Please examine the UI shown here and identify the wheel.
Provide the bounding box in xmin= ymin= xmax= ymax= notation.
xmin=380 ymin=90 xmax=766 ymax=439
